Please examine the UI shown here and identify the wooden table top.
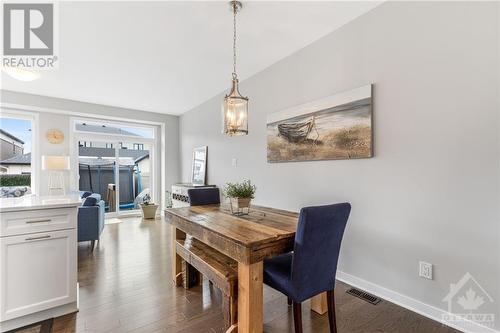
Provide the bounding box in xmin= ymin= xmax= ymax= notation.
xmin=165 ymin=205 xmax=299 ymax=264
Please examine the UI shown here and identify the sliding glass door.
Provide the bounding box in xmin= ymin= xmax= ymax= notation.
xmin=74 ymin=119 xmax=157 ymax=217
xmin=118 ymin=142 xmax=152 ymax=213
xmin=78 ymin=141 xmax=117 ymax=213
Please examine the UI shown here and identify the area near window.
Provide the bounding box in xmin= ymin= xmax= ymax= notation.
xmin=0 ymin=110 xmax=38 ymax=197
xmin=72 ymin=118 xmax=157 ymax=216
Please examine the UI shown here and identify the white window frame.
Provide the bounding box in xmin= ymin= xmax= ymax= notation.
xmin=71 ymin=117 xmax=158 ymax=217
xmin=0 ymin=108 xmax=39 ymax=195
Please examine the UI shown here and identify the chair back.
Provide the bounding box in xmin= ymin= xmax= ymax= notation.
xmin=291 ymin=203 xmax=351 ymax=301
xmin=188 ymin=188 xmax=220 ymax=206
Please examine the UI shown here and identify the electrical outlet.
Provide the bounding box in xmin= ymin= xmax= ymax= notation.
xmin=419 ymin=261 xmax=433 ymax=280
xmin=231 ymin=158 xmax=238 ymax=167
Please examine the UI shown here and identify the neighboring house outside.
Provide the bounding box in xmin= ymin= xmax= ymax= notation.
xmin=0 ymin=153 xmax=32 ymax=174
xmin=0 ymin=129 xmax=24 ymax=161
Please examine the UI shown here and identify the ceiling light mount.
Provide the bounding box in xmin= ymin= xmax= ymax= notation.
xmin=229 ymin=1 xmax=242 ymax=14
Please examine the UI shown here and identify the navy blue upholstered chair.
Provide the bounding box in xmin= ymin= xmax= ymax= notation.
xmin=264 ymin=203 xmax=351 ymax=333
xmin=187 ymin=188 xmax=220 ymax=206
xmin=78 ymin=193 xmax=105 ymax=251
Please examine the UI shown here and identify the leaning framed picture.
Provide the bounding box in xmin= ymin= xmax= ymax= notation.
xmin=267 ymin=84 xmax=373 ymax=162
xmin=191 ymin=146 xmax=208 ymax=185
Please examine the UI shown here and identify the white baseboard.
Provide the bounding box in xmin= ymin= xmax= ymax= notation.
xmin=336 ymin=271 xmax=499 ymax=333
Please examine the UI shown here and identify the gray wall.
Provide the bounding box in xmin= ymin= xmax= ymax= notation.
xmin=180 ymin=1 xmax=499 ymax=328
xmin=1 ymin=90 xmax=180 ymax=197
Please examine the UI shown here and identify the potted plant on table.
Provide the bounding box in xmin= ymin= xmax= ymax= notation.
xmin=223 ymin=180 xmax=256 ymax=216
xmin=139 ymin=194 xmax=158 ymax=219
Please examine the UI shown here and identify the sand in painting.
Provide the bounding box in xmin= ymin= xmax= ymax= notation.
xmin=267 ymin=98 xmax=372 ymax=162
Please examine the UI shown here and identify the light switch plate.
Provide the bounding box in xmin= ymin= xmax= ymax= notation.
xmin=419 ymin=261 xmax=433 ymax=280
xmin=232 ymin=158 xmax=238 ymax=167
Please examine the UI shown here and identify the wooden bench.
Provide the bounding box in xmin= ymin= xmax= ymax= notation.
xmin=176 ymin=236 xmax=238 ymax=330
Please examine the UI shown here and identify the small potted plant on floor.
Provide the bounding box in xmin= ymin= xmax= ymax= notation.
xmin=223 ymin=180 xmax=256 ymax=216
xmin=139 ymin=194 xmax=158 ymax=219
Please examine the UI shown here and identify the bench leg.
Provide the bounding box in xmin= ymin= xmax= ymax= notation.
xmin=223 ymin=295 xmax=238 ymax=330
xmin=182 ymin=261 xmax=201 ymax=289
xmin=197 ymin=271 xmax=203 ymax=286
xmin=171 ymin=227 xmax=186 ymax=286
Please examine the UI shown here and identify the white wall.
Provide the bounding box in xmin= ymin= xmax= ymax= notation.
xmin=39 ymin=112 xmax=71 ymax=195
xmin=180 ymin=1 xmax=499 ymax=331
xmin=0 ymin=90 xmax=180 ymax=202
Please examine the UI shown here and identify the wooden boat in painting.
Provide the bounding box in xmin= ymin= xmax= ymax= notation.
xmin=278 ymin=117 xmax=315 ymax=143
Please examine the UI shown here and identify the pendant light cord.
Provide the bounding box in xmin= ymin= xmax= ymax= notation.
xmin=232 ymin=1 xmax=237 ymax=80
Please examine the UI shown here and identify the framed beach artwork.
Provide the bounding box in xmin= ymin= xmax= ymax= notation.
xmin=267 ymin=84 xmax=373 ymax=162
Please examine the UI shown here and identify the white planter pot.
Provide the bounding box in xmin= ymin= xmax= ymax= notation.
xmin=140 ymin=204 xmax=158 ymax=219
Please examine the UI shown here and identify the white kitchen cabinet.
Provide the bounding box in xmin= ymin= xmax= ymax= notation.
xmin=0 ymin=196 xmax=80 ymax=332
xmin=0 ymin=208 xmax=76 ymax=237
xmin=0 ymin=229 xmax=77 ymax=321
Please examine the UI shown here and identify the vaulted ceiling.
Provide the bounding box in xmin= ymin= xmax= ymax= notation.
xmin=1 ymin=1 xmax=382 ymax=115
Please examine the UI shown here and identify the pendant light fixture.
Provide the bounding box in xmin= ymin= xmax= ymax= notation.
xmin=222 ymin=1 xmax=248 ymax=136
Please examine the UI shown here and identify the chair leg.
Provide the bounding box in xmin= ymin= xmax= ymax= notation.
xmin=287 ymin=297 xmax=292 ymax=306
xmin=292 ymin=301 xmax=303 ymax=333
xmin=90 ymin=240 xmax=96 ymax=251
xmin=327 ymin=290 xmax=337 ymax=333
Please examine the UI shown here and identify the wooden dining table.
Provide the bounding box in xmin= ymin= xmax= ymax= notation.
xmin=164 ymin=204 xmax=328 ymax=333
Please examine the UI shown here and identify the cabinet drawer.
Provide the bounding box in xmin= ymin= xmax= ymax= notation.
xmin=0 ymin=208 xmax=77 ymax=237
xmin=0 ymin=229 xmax=77 ymax=321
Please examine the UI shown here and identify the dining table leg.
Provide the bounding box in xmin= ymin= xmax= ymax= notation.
xmin=238 ymin=261 xmax=263 ymax=333
xmin=311 ymin=292 xmax=328 ymax=315
xmin=171 ymin=226 xmax=185 ymax=286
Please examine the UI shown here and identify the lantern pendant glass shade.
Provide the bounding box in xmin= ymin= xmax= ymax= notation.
xmin=222 ymin=78 xmax=248 ymax=136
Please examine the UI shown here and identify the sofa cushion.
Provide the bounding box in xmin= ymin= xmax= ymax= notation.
xmin=82 ymin=196 xmax=98 ymax=206
xmin=80 ymin=191 xmax=92 ymax=198
xmin=88 ymin=193 xmax=102 ymax=201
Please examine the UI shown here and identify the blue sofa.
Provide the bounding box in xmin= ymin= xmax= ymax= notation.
xmin=78 ymin=192 xmax=105 ymax=250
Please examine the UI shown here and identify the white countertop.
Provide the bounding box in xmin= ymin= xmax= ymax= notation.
xmin=0 ymin=195 xmax=82 ymax=212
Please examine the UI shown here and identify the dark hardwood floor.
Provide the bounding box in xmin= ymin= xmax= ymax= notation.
xmin=36 ymin=216 xmax=459 ymax=333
